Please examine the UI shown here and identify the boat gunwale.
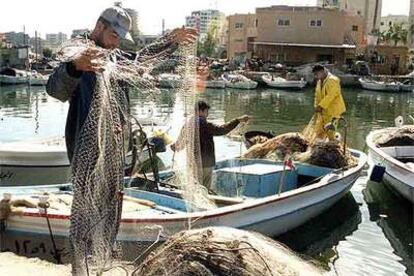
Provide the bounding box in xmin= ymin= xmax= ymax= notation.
xmin=366 ymin=126 xmax=414 ymax=174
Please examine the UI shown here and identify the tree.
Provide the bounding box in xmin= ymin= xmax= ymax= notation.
xmin=42 ymin=48 xmax=53 ymax=58
xmin=384 ymin=23 xmax=408 ymax=46
xmin=197 ymin=21 xmax=220 ymax=57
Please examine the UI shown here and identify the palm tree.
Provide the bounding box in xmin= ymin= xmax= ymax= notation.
xmin=385 ymin=23 xmax=409 ymax=46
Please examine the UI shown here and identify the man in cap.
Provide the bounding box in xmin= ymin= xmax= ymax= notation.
xmin=47 ymin=5 xmax=197 ymax=162
xmin=312 ymin=64 xmax=346 ymax=140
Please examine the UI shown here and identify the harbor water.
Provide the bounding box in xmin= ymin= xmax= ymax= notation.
xmin=0 ymin=84 xmax=413 ymax=275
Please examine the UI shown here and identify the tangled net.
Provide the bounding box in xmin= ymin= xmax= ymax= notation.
xmin=134 ymin=227 xmax=323 ymax=276
xmin=55 ymin=35 xmax=198 ymax=274
xmin=294 ymin=141 xmax=357 ymax=169
xmin=374 ymin=126 xmax=414 ymax=147
xmin=242 ymin=133 xmax=309 ymax=159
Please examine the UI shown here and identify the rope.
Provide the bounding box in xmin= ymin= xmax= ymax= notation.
xmin=40 ymin=203 xmax=61 ymax=264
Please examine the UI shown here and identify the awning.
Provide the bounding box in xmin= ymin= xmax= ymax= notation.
xmin=249 ymin=41 xmax=356 ymax=49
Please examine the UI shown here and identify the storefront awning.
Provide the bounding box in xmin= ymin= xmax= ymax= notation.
xmin=249 ymin=42 xmax=356 ymax=49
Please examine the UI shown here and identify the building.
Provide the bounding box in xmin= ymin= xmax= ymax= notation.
xmin=185 ymin=9 xmax=225 ymax=41
xmin=137 ymin=34 xmax=159 ymax=48
xmin=0 ymin=33 xmax=6 ymax=47
xmin=4 ymin=32 xmax=30 ymax=47
xmin=227 ymin=6 xmax=365 ymax=66
xmin=380 ymin=15 xmax=409 ymax=33
xmin=317 ymin=0 xmax=382 ymax=34
xmin=369 ymin=45 xmax=409 ymax=74
xmin=0 ymin=46 xmax=30 ymax=69
xmin=71 ymin=29 xmax=89 ymax=39
xmin=43 ymin=32 xmax=68 ymax=52
xmin=226 ymin=13 xmax=257 ymax=60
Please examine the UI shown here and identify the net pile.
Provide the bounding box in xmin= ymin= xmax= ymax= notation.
xmin=294 ymin=141 xmax=357 ymax=169
xmin=56 ymin=36 xmax=197 ymax=274
xmin=302 ymin=113 xmax=326 ymax=144
xmin=134 ymin=227 xmax=323 ymax=276
xmin=374 ymin=126 xmax=414 ymax=147
xmin=242 ymin=132 xmax=309 ymax=159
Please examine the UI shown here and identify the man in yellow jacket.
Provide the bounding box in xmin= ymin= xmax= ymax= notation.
xmin=312 ymin=64 xmax=346 ymax=140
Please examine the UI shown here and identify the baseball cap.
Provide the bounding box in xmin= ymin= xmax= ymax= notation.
xmin=100 ymin=6 xmax=133 ymax=41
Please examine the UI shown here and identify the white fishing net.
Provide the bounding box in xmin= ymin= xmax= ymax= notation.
xmin=56 ymin=33 xmax=214 ymax=274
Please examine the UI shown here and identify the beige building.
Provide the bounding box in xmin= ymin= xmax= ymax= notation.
xmin=317 ymin=0 xmax=382 ymax=34
xmin=227 ymin=6 xmax=365 ymax=66
xmin=226 ymin=13 xmax=257 ymax=60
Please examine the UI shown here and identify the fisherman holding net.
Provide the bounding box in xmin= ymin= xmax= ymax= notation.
xmin=46 ymin=5 xmax=197 ymax=275
xmin=304 ymin=64 xmax=346 ymax=142
xmin=171 ymin=100 xmax=250 ymax=191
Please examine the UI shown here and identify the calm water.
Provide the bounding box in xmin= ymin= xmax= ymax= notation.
xmin=0 ymin=84 xmax=413 ymax=275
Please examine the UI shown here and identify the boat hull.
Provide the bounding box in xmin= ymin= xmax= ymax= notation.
xmin=1 ymin=151 xmax=366 ymax=262
xmin=366 ymin=128 xmax=414 ymax=204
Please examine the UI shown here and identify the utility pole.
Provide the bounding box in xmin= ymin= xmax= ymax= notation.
xmin=162 ymin=19 xmax=165 ymax=36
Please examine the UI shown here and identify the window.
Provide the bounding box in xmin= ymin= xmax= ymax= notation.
xmin=255 ymin=19 xmax=258 ymax=27
xmin=235 ymin=23 xmax=244 ymax=29
xmin=352 ymin=25 xmax=358 ymax=31
xmin=277 ymin=19 xmax=290 ymax=26
xmin=310 ymin=19 xmax=322 ymax=27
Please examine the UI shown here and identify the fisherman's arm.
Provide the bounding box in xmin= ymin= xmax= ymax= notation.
xmin=208 ymin=115 xmax=250 ymax=136
xmin=171 ymin=126 xmax=186 ymax=152
xmin=317 ymin=79 xmax=341 ymax=111
xmin=46 ymin=62 xmax=82 ymax=102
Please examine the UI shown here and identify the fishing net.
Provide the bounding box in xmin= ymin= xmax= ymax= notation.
xmin=302 ymin=113 xmax=327 ymax=144
xmin=133 ymin=227 xmax=323 ymax=276
xmin=294 ymin=141 xmax=357 ymax=169
xmin=55 ymin=34 xmax=204 ymax=274
xmin=242 ymin=132 xmax=309 ymax=160
xmin=374 ymin=126 xmax=414 ymax=147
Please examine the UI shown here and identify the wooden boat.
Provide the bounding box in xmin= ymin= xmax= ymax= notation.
xmin=262 ymin=74 xmax=307 ymax=90
xmin=0 ymin=68 xmax=29 ymax=85
xmin=366 ymin=126 xmax=414 ymax=203
xmin=221 ymin=73 xmax=258 ymax=90
xmin=0 ymin=137 xmax=151 ymax=187
xmin=158 ymin=73 xmax=182 ymax=89
xmin=359 ymin=78 xmax=401 ymax=92
xmin=0 ymin=151 xmax=366 ymax=262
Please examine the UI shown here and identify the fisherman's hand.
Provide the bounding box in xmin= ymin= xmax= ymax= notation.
xmin=238 ymin=115 xmax=251 ymax=123
xmin=169 ymin=27 xmax=198 ymax=45
xmin=73 ymin=48 xmax=105 ymax=73
xmin=170 ymin=144 xmax=176 ymax=152
xmin=315 ymin=106 xmax=323 ymax=113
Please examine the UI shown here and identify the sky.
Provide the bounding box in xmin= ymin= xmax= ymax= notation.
xmin=0 ymin=0 xmax=410 ymax=38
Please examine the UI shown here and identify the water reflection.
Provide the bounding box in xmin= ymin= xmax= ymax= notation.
xmin=0 ymin=85 xmax=414 ymax=275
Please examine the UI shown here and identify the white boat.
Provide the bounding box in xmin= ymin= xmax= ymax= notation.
xmin=262 ymin=74 xmax=307 ymax=90
xmin=158 ymin=73 xmax=182 ymax=89
xmin=0 ymin=68 xmax=29 ymax=85
xmin=366 ymin=126 xmax=414 ymax=203
xmin=0 ymin=137 xmax=70 ymax=186
xmin=205 ymin=79 xmax=226 ymax=89
xmin=28 ymin=71 xmax=48 ymax=86
xmin=359 ymin=78 xmax=401 ymax=92
xmin=0 ymin=151 xmax=366 ymax=262
xmin=0 ymin=137 xmax=152 ymax=187
xmin=222 ymin=73 xmax=258 ymax=90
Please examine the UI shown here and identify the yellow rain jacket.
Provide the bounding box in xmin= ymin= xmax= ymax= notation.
xmin=314 ymin=73 xmax=346 ymax=139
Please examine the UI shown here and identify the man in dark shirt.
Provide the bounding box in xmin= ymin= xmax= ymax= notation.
xmin=171 ymin=100 xmax=250 ymax=190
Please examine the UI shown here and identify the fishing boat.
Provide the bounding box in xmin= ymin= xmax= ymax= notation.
xmin=0 ymin=68 xmax=29 ymax=85
xmin=366 ymin=126 xmax=414 ymax=203
xmin=0 ymin=136 xmax=152 ymax=187
xmin=205 ymin=79 xmax=226 ymax=89
xmin=262 ymin=74 xmax=307 ymax=90
xmin=359 ymin=78 xmax=401 ymax=92
xmin=0 ymin=150 xmax=366 ymax=262
xmin=28 ymin=71 xmax=48 ymax=86
xmin=0 ymin=137 xmax=70 ymax=187
xmin=221 ymin=73 xmax=258 ymax=90
xmin=158 ymin=73 xmax=182 ymax=89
